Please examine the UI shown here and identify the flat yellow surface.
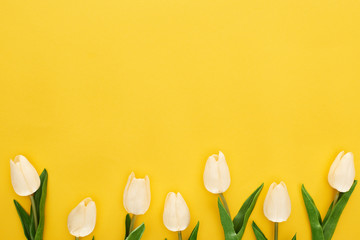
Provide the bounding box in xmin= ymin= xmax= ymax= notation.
xmin=1 ymin=0 xmax=360 ymax=239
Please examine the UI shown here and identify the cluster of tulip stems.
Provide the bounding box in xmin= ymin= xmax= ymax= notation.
xmin=10 ymin=150 xmax=356 ymax=240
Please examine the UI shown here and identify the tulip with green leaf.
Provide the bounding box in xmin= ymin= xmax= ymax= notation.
xmin=123 ymin=172 xmax=150 ymax=240
xmin=203 ymin=151 xmax=264 ymax=240
xmin=10 ymin=155 xmax=48 ymax=240
xmin=302 ymin=151 xmax=357 ymax=240
xmin=163 ymin=192 xmax=200 ymax=240
xmin=252 ymin=182 xmax=296 ymax=240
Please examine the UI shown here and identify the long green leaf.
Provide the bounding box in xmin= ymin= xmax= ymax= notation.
xmin=251 ymin=222 xmax=267 ymax=240
xmin=322 ymin=180 xmax=357 ymax=240
xmin=14 ymin=200 xmax=31 ymax=240
xmin=322 ymin=201 xmax=333 ymax=227
xmin=218 ymin=198 xmax=237 ymax=240
xmin=125 ymin=214 xmax=131 ymax=239
xmin=233 ymin=183 xmax=264 ymax=239
xmin=30 ymin=208 xmax=36 ymax=240
xmin=291 ymin=234 xmax=297 ymax=240
xmin=301 ymin=185 xmax=325 ymax=240
xmin=126 ymin=223 xmax=145 ymax=240
xmin=188 ymin=221 xmax=200 ymax=240
xmin=34 ymin=169 xmax=48 ymax=240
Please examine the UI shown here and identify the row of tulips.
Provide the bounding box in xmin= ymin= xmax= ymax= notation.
xmin=10 ymin=150 xmax=356 ymax=240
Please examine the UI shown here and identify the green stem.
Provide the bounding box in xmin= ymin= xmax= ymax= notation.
xmin=219 ymin=193 xmax=231 ymax=218
xmin=29 ymin=195 xmax=38 ymax=231
xmin=130 ymin=214 xmax=137 ymax=232
xmin=178 ymin=231 xmax=182 ymax=240
xmin=75 ymin=237 xmax=80 ymax=240
xmin=274 ymin=223 xmax=278 ymax=240
xmin=332 ymin=191 xmax=340 ymax=210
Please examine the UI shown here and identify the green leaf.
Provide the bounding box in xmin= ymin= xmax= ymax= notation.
xmin=188 ymin=221 xmax=200 ymax=240
xmin=34 ymin=169 xmax=48 ymax=240
xmin=251 ymin=222 xmax=267 ymax=240
xmin=322 ymin=201 xmax=333 ymax=227
xmin=322 ymin=180 xmax=357 ymax=240
xmin=125 ymin=214 xmax=131 ymax=239
xmin=233 ymin=183 xmax=264 ymax=239
xmin=29 ymin=208 xmax=36 ymax=240
xmin=291 ymin=233 xmax=297 ymax=240
xmin=301 ymin=184 xmax=325 ymax=240
xmin=14 ymin=200 xmax=31 ymax=240
xmin=218 ymin=198 xmax=237 ymax=240
xmin=126 ymin=223 xmax=145 ymax=240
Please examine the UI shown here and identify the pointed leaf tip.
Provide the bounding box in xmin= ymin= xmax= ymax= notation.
xmin=233 ymin=183 xmax=264 ymax=239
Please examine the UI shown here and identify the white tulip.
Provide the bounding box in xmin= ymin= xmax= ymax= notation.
xmin=203 ymin=151 xmax=231 ymax=194
xmin=123 ymin=172 xmax=151 ymax=215
xmin=328 ymin=151 xmax=355 ymax=192
xmin=10 ymin=155 xmax=40 ymax=196
xmin=163 ymin=192 xmax=190 ymax=232
xmin=68 ymin=198 xmax=96 ymax=238
xmin=263 ymin=182 xmax=291 ymax=223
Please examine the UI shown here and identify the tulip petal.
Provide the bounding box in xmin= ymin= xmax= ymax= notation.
xmin=145 ymin=175 xmax=151 ymax=211
xmin=123 ymin=172 xmax=135 ymax=213
xmin=175 ymin=193 xmax=190 ymax=231
xmin=68 ymin=201 xmax=86 ymax=237
xmin=204 ymin=155 xmax=221 ymax=193
xmin=263 ymin=183 xmax=277 ymax=222
xmin=328 ymin=151 xmax=344 ymax=186
xmin=163 ymin=192 xmax=178 ymax=231
xmin=10 ymin=159 xmax=31 ymax=196
xmin=18 ymin=155 xmax=41 ymax=194
xmin=217 ymin=151 xmax=231 ymax=193
xmin=331 ymin=152 xmax=355 ymax=192
xmin=84 ymin=200 xmax=96 ymax=237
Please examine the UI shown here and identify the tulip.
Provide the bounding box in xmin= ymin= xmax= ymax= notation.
xmin=123 ymin=172 xmax=151 ymax=232
xmin=10 ymin=155 xmax=40 ymax=197
xmin=328 ymin=151 xmax=355 ymax=193
xmin=68 ymin=197 xmax=96 ymax=239
xmin=10 ymin=155 xmax=41 ymax=230
xmin=263 ymin=182 xmax=291 ymax=223
xmin=203 ymin=151 xmax=231 ymax=217
xmin=163 ymin=192 xmax=190 ymax=235
xmin=203 ymin=151 xmax=231 ymax=194
xmin=263 ymin=182 xmax=291 ymax=240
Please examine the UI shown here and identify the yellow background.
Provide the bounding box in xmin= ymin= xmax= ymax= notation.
xmin=1 ymin=0 xmax=360 ymax=239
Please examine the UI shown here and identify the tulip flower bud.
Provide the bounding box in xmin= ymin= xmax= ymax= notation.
xmin=263 ymin=182 xmax=291 ymax=223
xmin=203 ymin=151 xmax=231 ymax=194
xmin=10 ymin=155 xmax=40 ymax=196
xmin=67 ymin=197 xmax=96 ymax=238
xmin=163 ymin=192 xmax=190 ymax=232
xmin=328 ymin=151 xmax=355 ymax=192
xmin=123 ymin=172 xmax=151 ymax=215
